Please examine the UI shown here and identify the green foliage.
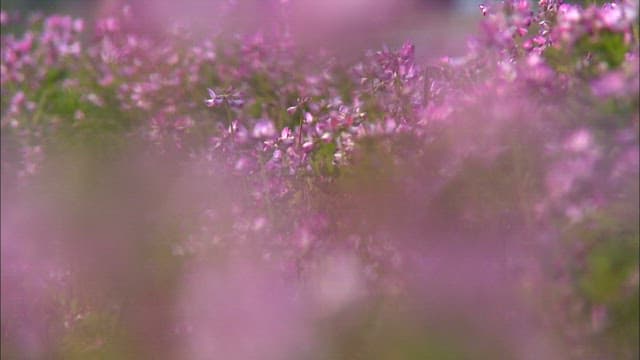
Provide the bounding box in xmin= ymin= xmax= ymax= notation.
xmin=434 ymin=138 xmax=543 ymax=230
xmin=543 ymin=46 xmax=574 ymax=74
xmin=311 ymin=142 xmax=337 ymax=176
xmin=544 ymin=31 xmax=629 ymax=77
xmin=321 ymin=303 xmax=516 ymax=360
xmin=579 ymin=235 xmax=638 ymax=304
xmin=58 ymin=311 xmax=135 ymax=360
xmin=576 ymin=31 xmax=628 ymax=70
xmin=562 ymin=188 xmax=640 ymax=359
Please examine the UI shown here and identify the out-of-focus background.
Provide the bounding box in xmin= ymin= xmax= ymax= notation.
xmin=0 ymin=0 xmax=598 ymax=60
xmin=1 ymin=0 xmax=477 ymax=13
xmin=1 ymin=0 xmax=483 ymax=61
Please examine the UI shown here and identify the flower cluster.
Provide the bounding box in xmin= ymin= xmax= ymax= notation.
xmin=1 ymin=1 xmax=638 ymax=359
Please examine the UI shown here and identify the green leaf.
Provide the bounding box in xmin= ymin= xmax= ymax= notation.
xmin=311 ymin=141 xmax=337 ymax=176
xmin=576 ymin=31 xmax=628 ymax=69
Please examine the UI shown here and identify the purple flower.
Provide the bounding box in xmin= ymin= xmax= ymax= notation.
xmin=479 ymin=4 xmax=488 ymax=16
xmin=205 ymin=88 xmax=224 ymax=107
xmin=302 ymin=140 xmax=314 ymax=152
xmin=591 ymin=72 xmax=627 ymax=97
xmin=252 ymin=119 xmax=276 ymax=139
xmin=0 ymin=11 xmax=8 ymax=26
xmin=286 ymin=106 xmax=298 ymax=115
xmin=205 ymin=88 xmax=244 ymax=108
xmin=227 ymin=95 xmax=245 ymax=108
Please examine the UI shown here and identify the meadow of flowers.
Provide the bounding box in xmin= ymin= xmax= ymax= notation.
xmin=1 ymin=0 xmax=638 ymax=359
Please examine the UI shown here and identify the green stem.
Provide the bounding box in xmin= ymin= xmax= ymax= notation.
xmin=31 ymin=87 xmax=53 ymax=128
xmin=297 ymin=113 xmax=303 ymax=148
xmin=224 ymin=102 xmax=234 ymax=125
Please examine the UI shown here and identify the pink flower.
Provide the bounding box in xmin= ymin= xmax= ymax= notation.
xmin=591 ymin=72 xmax=627 ymax=97
xmin=0 ymin=11 xmax=8 ymax=26
xmin=205 ymin=88 xmax=223 ymax=107
xmin=205 ymin=88 xmax=245 ymax=108
xmin=252 ymin=119 xmax=276 ymax=139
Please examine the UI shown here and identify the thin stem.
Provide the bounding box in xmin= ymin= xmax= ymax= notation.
xmin=297 ymin=113 xmax=303 ymax=149
xmin=224 ymin=101 xmax=234 ymax=125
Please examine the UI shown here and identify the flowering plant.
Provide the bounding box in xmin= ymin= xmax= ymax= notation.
xmin=1 ymin=1 xmax=638 ymax=359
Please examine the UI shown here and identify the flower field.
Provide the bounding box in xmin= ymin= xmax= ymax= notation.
xmin=1 ymin=1 xmax=638 ymax=359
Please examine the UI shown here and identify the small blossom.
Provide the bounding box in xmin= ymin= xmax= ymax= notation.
xmin=0 ymin=11 xmax=8 ymax=26
xmin=205 ymin=88 xmax=244 ymax=108
xmin=591 ymin=72 xmax=627 ymax=97
xmin=72 ymin=18 xmax=84 ymax=32
xmin=252 ymin=119 xmax=276 ymax=138
xmin=302 ymin=140 xmax=314 ymax=152
xmin=74 ymin=110 xmax=85 ymax=121
xmin=205 ymin=88 xmax=223 ymax=107
xmin=479 ymin=4 xmax=488 ymax=16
